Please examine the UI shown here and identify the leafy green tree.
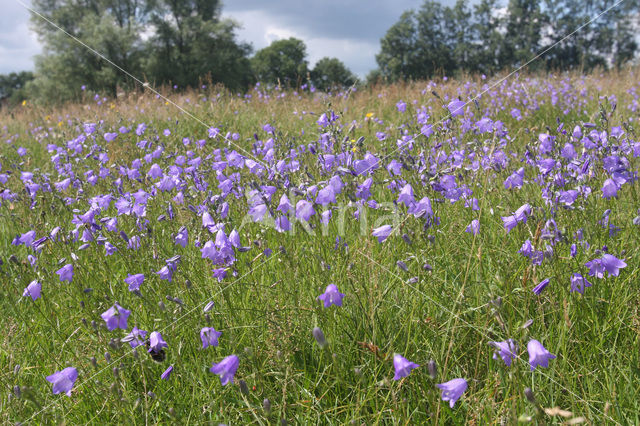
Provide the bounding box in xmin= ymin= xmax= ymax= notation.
xmin=310 ymin=57 xmax=357 ymax=91
xmin=444 ymin=0 xmax=476 ymax=73
xmin=471 ymin=0 xmax=506 ymax=73
xmin=376 ymin=11 xmax=421 ymax=81
xmin=145 ymin=0 xmax=253 ymax=91
xmin=28 ymin=0 xmax=148 ymax=101
xmin=503 ymin=0 xmax=547 ymax=69
xmin=0 ymin=72 xmax=34 ymax=105
xmin=251 ymin=38 xmax=309 ymax=86
xmin=376 ymin=2 xmax=462 ymax=81
xmin=543 ymin=0 xmax=638 ymax=71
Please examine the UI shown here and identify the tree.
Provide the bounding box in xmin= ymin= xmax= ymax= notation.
xmin=376 ymin=2 xmax=461 ymax=81
xmin=28 ymin=0 xmax=149 ymax=101
xmin=471 ymin=0 xmax=506 ymax=74
xmin=543 ymin=0 xmax=638 ymax=71
xmin=310 ymin=57 xmax=357 ymax=91
xmin=27 ymin=0 xmax=254 ymax=101
xmin=146 ymin=0 xmax=253 ymax=91
xmin=376 ymin=11 xmax=421 ymax=81
xmin=444 ymin=0 xmax=476 ymax=73
xmin=251 ymin=38 xmax=309 ymax=86
xmin=0 ymin=72 xmax=34 ymax=105
xmin=503 ymin=0 xmax=547 ymax=69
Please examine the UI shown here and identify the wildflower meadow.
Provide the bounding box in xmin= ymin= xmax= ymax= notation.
xmin=1 ymin=70 xmax=640 ymax=424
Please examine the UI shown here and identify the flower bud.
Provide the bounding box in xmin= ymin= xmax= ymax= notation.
xmin=427 ymin=359 xmax=438 ymax=380
xmin=312 ymin=327 xmax=327 ymax=348
xmin=263 ymin=398 xmax=272 ymax=416
xmin=524 ymin=387 xmax=536 ymax=404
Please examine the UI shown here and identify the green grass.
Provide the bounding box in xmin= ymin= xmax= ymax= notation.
xmin=1 ymin=71 xmax=639 ymax=424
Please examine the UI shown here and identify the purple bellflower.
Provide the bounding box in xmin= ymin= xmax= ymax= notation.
xmin=527 ymin=339 xmax=556 ymax=371
xmin=437 ymin=378 xmax=468 ymax=408
xmin=392 ymin=354 xmax=419 ymax=380
xmin=46 ymin=367 xmax=78 ymax=396
xmin=210 ymin=354 xmax=239 ymax=385
xmin=317 ymin=284 xmax=345 ymax=307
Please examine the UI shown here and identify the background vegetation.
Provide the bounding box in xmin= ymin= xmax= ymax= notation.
xmin=1 ymin=0 xmax=638 ymax=106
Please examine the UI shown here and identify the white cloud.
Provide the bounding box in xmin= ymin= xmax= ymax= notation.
xmin=0 ymin=21 xmax=41 ymax=74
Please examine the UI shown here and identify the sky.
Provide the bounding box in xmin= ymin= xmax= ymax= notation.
xmin=0 ymin=0 xmax=455 ymax=78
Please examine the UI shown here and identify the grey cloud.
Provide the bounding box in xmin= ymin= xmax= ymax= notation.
xmin=0 ymin=1 xmax=41 ymax=73
xmin=223 ymin=0 xmax=424 ymax=42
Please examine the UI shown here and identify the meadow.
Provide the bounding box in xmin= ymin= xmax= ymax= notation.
xmin=1 ymin=70 xmax=639 ymax=424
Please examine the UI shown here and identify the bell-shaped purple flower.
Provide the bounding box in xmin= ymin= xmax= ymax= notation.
xmin=514 ymin=203 xmax=532 ymax=223
xmin=570 ymin=273 xmax=592 ymax=294
xmin=210 ymin=354 xmax=239 ymax=385
xmin=101 ymin=303 xmax=131 ymax=331
xmin=602 ymin=178 xmax=619 ymax=199
xmin=124 ymin=273 xmax=145 ymax=292
xmin=585 ymin=254 xmax=627 ymax=278
xmin=124 ymin=326 xmax=147 ymax=348
xmin=23 ymin=280 xmax=42 ymax=300
xmin=277 ymin=194 xmax=293 ymax=214
xmin=532 ymin=278 xmax=550 ymax=295
xmin=501 ymin=215 xmax=518 ymax=233
xmin=295 ymin=200 xmax=315 ymax=222
xmin=248 ymin=203 xmax=268 ymax=222
xmin=316 ymin=186 xmax=336 ymax=206
xmin=489 ymin=339 xmax=518 ymax=367
xmin=46 ymin=367 xmax=78 ymax=396
xmin=156 ymin=265 xmax=173 ymax=282
xmin=148 ymin=331 xmax=168 ymax=353
xmin=397 ymin=184 xmax=414 ymax=207
xmin=175 ymin=227 xmax=188 ymax=248
xmin=527 ymin=339 xmax=556 ymax=371
xmin=317 ymin=284 xmax=345 ymax=307
xmin=161 ymin=365 xmax=173 ymax=380
xmin=200 ymin=327 xmax=222 ymax=349
xmin=372 ymin=225 xmax=393 ymax=243
xmin=601 ymin=254 xmax=627 ymax=277
xmin=392 ymin=354 xmax=419 ymax=380
xmin=465 ymin=219 xmax=480 ymax=236
xmin=447 ymin=99 xmax=465 ymax=117
xmin=56 ymin=264 xmax=74 ymax=283
xmin=437 ymin=378 xmax=468 ymax=408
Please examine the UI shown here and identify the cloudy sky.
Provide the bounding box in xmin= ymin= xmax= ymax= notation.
xmin=0 ymin=0 xmax=457 ymax=77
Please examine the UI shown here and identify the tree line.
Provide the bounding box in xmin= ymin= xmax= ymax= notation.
xmin=373 ymin=0 xmax=639 ymax=82
xmin=1 ymin=0 xmax=638 ymax=104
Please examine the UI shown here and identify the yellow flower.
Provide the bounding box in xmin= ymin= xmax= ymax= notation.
xmin=365 ymin=112 xmax=373 ymax=118
xmin=22 ymin=100 xmax=27 ymax=106
xmin=110 ymin=103 xmax=115 ymax=109
xmin=165 ymin=101 xmax=169 ymax=105
xmin=58 ymin=121 xmax=63 ymax=127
